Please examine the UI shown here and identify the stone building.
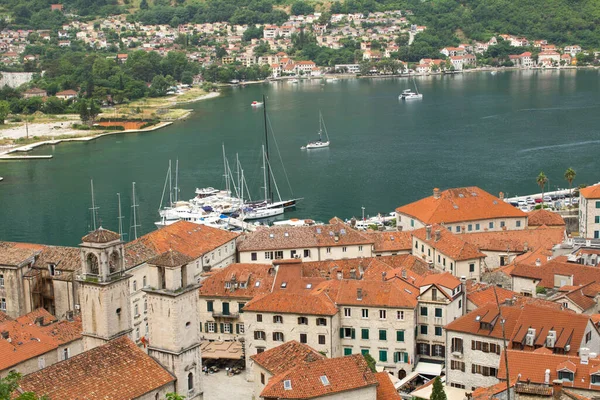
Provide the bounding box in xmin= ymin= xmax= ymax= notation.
xmin=395 ymin=187 xmax=527 ymax=233
xmin=237 ymin=220 xmax=374 ymax=263
xmin=198 ymin=263 xmax=274 ymax=341
xmin=579 ymin=184 xmax=600 ymax=239
xmin=445 ymin=302 xmax=600 ymax=391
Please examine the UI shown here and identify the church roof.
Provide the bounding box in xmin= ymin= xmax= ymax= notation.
xmin=148 ymin=249 xmax=193 ymax=268
xmin=81 ymin=227 xmax=120 ymax=244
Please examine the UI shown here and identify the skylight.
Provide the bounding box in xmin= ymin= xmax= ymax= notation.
xmin=255 ymin=281 xmax=260 ymax=287
xmin=340 ymin=229 xmax=346 ymax=235
xmin=281 ymin=282 xmax=287 ymax=288
xmin=269 ymin=233 xmax=275 ymax=238
xmin=320 ymin=376 xmax=330 ymax=386
xmin=316 ymin=228 xmax=322 ymax=234
xmin=306 ymin=283 xmax=312 ymax=289
xmin=284 ymin=380 xmax=292 ymax=390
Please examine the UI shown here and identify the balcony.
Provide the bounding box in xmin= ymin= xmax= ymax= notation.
xmin=212 ymin=311 xmax=239 ymax=319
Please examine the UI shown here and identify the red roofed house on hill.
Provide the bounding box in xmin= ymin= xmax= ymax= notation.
xmin=395 ymin=187 xmax=527 ymax=234
xmin=579 ymin=183 xmax=600 ymax=239
xmin=445 ymin=302 xmax=600 ymax=391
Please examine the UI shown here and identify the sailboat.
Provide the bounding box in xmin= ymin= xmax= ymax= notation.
xmin=301 ymin=111 xmax=330 ymax=150
xmin=399 ymin=76 xmax=423 ymax=100
xmin=244 ymin=95 xmax=301 ymax=213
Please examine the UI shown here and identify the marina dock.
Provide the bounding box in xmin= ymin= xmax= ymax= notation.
xmin=0 ymin=155 xmax=53 ymax=160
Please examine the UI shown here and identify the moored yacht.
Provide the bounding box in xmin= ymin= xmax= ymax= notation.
xmin=301 ymin=111 xmax=330 ymax=150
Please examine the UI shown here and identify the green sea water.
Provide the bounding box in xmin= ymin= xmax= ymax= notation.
xmin=1 ymin=69 xmax=599 ymax=246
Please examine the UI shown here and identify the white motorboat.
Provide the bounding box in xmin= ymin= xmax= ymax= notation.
xmin=288 ymin=79 xmax=299 ymax=83
xmin=251 ymin=101 xmax=263 ymax=107
xmin=241 ymin=207 xmax=284 ymax=220
xmin=194 ymin=187 xmax=220 ymax=198
xmin=273 ymin=218 xmax=316 ymax=227
xmin=400 ymin=77 xmax=423 ymax=100
xmin=302 ymin=111 xmax=330 ymax=150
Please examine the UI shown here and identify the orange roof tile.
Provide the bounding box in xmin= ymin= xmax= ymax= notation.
xmin=511 ymin=256 xmax=600 ymax=288
xmin=527 ymin=209 xmax=566 ymax=226
xmin=374 ymin=372 xmax=401 ymax=400
xmin=396 ymin=187 xmax=526 ymax=224
xmin=580 ymin=184 xmax=600 ymax=199
xmin=260 ymin=354 xmax=378 ymax=399
xmin=471 ymin=380 xmax=513 ymax=400
xmin=243 ymin=290 xmax=338 ymax=316
xmin=420 ymin=272 xmax=461 ymax=290
xmin=251 ymin=340 xmax=325 ymax=375
xmin=18 ymin=337 xmax=175 ymax=399
xmin=413 ymin=225 xmax=486 ymax=261
xmin=0 ymin=311 xmax=11 ymax=323
xmin=317 ymin=278 xmax=418 ymax=308
xmin=498 ymin=350 xmax=600 ymax=392
xmin=125 ymin=221 xmax=237 ymax=268
xmin=366 ymin=231 xmax=412 ymax=252
xmin=81 ymin=227 xmax=120 ymax=243
xmin=199 ymin=263 xmax=274 ymax=299
xmin=461 ymin=226 xmax=564 ymax=253
xmin=467 ymin=282 xmax=519 ymax=308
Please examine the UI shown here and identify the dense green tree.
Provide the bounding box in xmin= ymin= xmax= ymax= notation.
xmin=290 ymin=1 xmax=314 ymax=15
xmin=564 ymin=168 xmax=576 ymax=197
xmin=150 ymin=74 xmax=171 ymax=96
xmin=181 ymin=70 xmax=193 ymax=85
xmin=243 ymin=25 xmax=264 ymax=42
xmin=363 ymin=353 xmax=377 ymax=373
xmin=0 ymin=100 xmax=10 ymax=124
xmin=0 ymin=371 xmax=48 ymax=399
xmin=430 ymin=377 xmax=447 ymax=400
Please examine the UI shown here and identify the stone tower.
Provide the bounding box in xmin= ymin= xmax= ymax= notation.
xmin=77 ymin=227 xmax=132 ymax=351
xmin=144 ymin=249 xmax=202 ymax=399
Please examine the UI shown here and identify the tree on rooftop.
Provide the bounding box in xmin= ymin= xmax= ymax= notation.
xmin=164 ymin=393 xmax=185 ymax=400
xmin=0 ymin=371 xmax=48 ymax=400
xmin=430 ymin=376 xmax=447 ymax=400
xmin=363 ymin=353 xmax=377 ymax=373
xmin=537 ymin=171 xmax=548 ymax=207
xmin=564 ymin=168 xmax=576 ymax=197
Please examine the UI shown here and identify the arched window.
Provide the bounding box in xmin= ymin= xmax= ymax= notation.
xmin=109 ymin=251 xmax=120 ymax=274
xmin=188 ymin=372 xmax=194 ymax=391
xmin=86 ymin=253 xmax=99 ymax=275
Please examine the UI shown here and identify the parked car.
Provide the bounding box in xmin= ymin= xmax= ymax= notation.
xmin=535 ymin=198 xmax=543 ymax=204
xmin=526 ymin=197 xmax=535 ymax=205
xmin=543 ymin=196 xmax=552 ymax=202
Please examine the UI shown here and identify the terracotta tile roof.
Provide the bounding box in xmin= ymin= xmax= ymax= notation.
xmin=0 ymin=242 xmax=44 ymax=266
xmin=527 ymin=209 xmax=566 ymax=227
xmin=237 ymin=221 xmax=373 ymax=252
xmin=317 ymin=278 xmax=418 ymax=308
xmin=15 ymin=308 xmax=56 ymax=326
xmin=499 ymin=350 xmax=600 ymax=392
xmin=563 ymin=389 xmax=592 ymax=400
xmin=511 ymin=256 xmax=600 ymax=288
xmin=374 ymin=372 xmax=401 ymax=400
xmin=461 ymin=226 xmax=564 ymax=253
xmin=580 ymin=184 xmax=600 ymax=199
xmin=147 ymin=249 xmax=193 ymax=267
xmin=366 ymin=231 xmax=412 ymax=252
xmin=0 ymin=311 xmax=11 ymax=323
xmin=420 ymin=272 xmax=461 ymax=290
xmin=260 ymin=354 xmax=378 ymax=399
xmin=39 ymin=316 xmax=82 ymax=345
xmin=243 ymin=289 xmax=338 ymax=316
xmin=471 ymin=381 xmax=513 ymax=400
xmin=81 ymin=227 xmax=121 ymax=244
xmin=467 ymin=282 xmax=520 ymax=308
xmin=552 ymin=282 xmax=600 ymax=311
xmin=446 ymin=303 xmax=589 ymax=355
xmin=199 ymin=263 xmax=274 ymax=299
xmin=376 ymin=255 xmax=432 ymax=276
xmin=413 ymin=225 xmax=486 ymax=261
xmin=124 ymin=221 xmax=237 ymax=268
xmin=250 ymin=340 xmax=324 ymax=375
xmin=395 ymin=187 xmax=526 ymax=224
xmin=18 ymin=337 xmax=175 ymax=399
xmin=31 ymin=245 xmax=81 ymax=278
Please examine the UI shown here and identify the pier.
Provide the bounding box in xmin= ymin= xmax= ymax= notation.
xmin=0 ymin=155 xmax=53 ymax=160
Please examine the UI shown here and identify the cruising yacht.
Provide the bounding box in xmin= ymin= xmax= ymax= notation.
xmin=302 ymin=112 xmax=330 ymax=150
xmin=399 ymin=77 xmax=423 ymax=100
xmin=241 ymin=207 xmax=284 ymax=221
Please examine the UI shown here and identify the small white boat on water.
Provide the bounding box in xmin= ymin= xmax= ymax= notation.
xmin=399 ymin=77 xmax=423 ymax=100
xmin=301 ymin=112 xmax=330 ymax=150
xmin=251 ymin=101 xmax=263 ymax=107
xmin=241 ymin=207 xmax=284 ymax=220
xmin=288 ymin=79 xmax=299 ymax=83
xmin=273 ymin=218 xmax=316 ymax=227
xmin=490 ymin=70 xmax=497 ymax=75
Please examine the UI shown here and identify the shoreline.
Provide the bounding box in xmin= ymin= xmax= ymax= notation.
xmin=0 ymin=91 xmax=221 ymax=159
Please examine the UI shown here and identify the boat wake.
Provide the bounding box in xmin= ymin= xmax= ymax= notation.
xmin=519 ymin=140 xmax=600 ymax=153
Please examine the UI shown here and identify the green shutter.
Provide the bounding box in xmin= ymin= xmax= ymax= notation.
xmin=236 ymin=324 xmax=240 ymax=334
xmin=379 ymin=330 xmax=387 ymax=341
xmin=362 ymin=328 xmax=369 ymax=340
xmin=361 ymin=349 xmax=369 ymax=355
xmin=340 ymin=328 xmax=344 ymax=338
xmin=344 ymin=348 xmax=352 ymax=356
xmin=204 ymin=322 xmax=208 ymax=332
xmin=351 ymin=328 xmax=356 ymax=339
xmin=404 ymin=353 xmax=409 ymax=363
xmin=207 ymin=301 xmax=213 ymax=312
xmin=394 ymin=352 xmax=399 ymax=363
xmin=199 ymin=322 xmax=202 ymax=332
xmin=379 ymin=350 xmax=387 ymax=362
xmin=220 ymin=323 xmax=224 ymax=333
xmin=397 ymin=330 xmax=404 ymax=342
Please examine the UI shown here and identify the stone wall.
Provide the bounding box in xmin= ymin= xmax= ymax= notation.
xmin=0 ymin=72 xmax=36 ymax=89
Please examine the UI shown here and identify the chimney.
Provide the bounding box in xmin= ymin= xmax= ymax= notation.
xmin=357 ymin=288 xmax=363 ymax=301
xmin=524 ymin=242 xmax=529 ymax=252
xmin=382 ymin=271 xmax=387 ymax=282
xmin=1 ymin=331 xmax=8 ymax=340
xmin=435 ymin=230 xmax=441 ymax=242
xmin=337 ymin=271 xmax=342 ymax=280
xmin=349 ymin=269 xmax=356 ymax=279
xmin=433 ymin=188 xmax=441 ymax=199
xmin=544 ymin=369 xmax=551 ymax=385
xmin=552 ymin=379 xmax=562 ymax=399
xmin=426 ymin=225 xmax=432 ymax=241
xmin=535 ymin=258 xmax=541 ymax=267
xmin=499 ymin=191 xmax=504 ymax=200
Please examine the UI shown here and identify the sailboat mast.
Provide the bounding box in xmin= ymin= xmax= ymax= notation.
xmin=262 ymin=145 xmax=268 ymax=202
xmin=117 ymin=193 xmax=124 ymax=239
xmin=90 ymin=179 xmax=98 ymax=231
xmin=174 ymin=159 xmax=179 ymax=203
xmin=168 ymin=160 xmax=172 ymax=206
xmin=262 ymin=94 xmax=272 ymax=202
xmin=222 ymin=144 xmax=229 ymax=194
xmin=131 ymin=182 xmax=139 ymax=240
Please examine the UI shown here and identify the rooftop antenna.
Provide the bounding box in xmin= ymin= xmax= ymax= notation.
xmin=89 ymin=179 xmax=99 ymax=231
xmin=131 ymin=182 xmax=140 ymax=240
xmin=117 ymin=193 xmax=126 ymax=241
